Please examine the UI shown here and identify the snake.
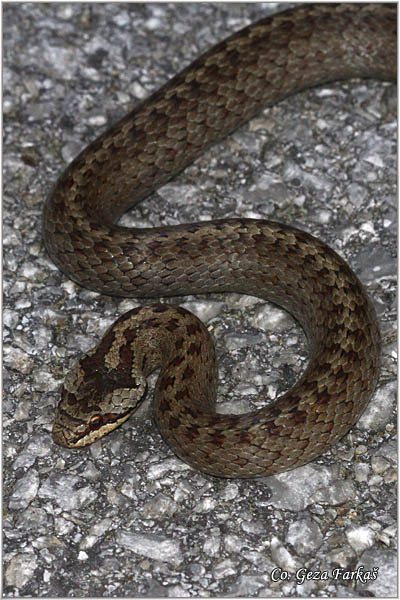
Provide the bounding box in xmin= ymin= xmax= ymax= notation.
xmin=44 ymin=4 xmax=395 ymax=478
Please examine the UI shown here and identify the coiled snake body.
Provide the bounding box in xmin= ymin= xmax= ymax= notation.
xmin=45 ymin=4 xmax=395 ymax=477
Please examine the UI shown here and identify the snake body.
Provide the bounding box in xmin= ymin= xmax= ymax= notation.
xmin=46 ymin=4 xmax=395 ymax=477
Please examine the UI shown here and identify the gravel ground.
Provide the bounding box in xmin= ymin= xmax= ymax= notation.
xmin=3 ymin=3 xmax=397 ymax=597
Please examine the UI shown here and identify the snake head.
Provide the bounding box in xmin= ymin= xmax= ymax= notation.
xmin=53 ymin=361 xmax=147 ymax=448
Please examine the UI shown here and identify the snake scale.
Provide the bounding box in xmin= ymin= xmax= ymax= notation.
xmin=45 ymin=4 xmax=395 ymax=478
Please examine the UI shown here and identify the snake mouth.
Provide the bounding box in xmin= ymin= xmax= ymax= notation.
xmin=53 ymin=407 xmax=136 ymax=447
xmin=53 ymin=421 xmax=100 ymax=448
xmin=52 ymin=405 xmax=88 ymax=448
xmin=53 ymin=423 xmax=73 ymax=447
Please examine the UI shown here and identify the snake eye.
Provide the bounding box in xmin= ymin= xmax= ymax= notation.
xmin=89 ymin=415 xmax=103 ymax=429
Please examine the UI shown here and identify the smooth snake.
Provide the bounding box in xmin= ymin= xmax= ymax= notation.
xmin=44 ymin=4 xmax=396 ymax=477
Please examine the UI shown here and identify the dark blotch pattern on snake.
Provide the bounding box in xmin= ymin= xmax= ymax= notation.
xmin=45 ymin=4 xmax=395 ymax=477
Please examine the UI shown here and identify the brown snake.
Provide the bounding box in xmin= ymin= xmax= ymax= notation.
xmin=45 ymin=4 xmax=395 ymax=478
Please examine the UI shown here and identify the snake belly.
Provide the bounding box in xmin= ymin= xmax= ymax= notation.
xmin=46 ymin=4 xmax=395 ymax=478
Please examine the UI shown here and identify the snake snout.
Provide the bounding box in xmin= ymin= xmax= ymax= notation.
xmin=53 ymin=371 xmax=149 ymax=447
